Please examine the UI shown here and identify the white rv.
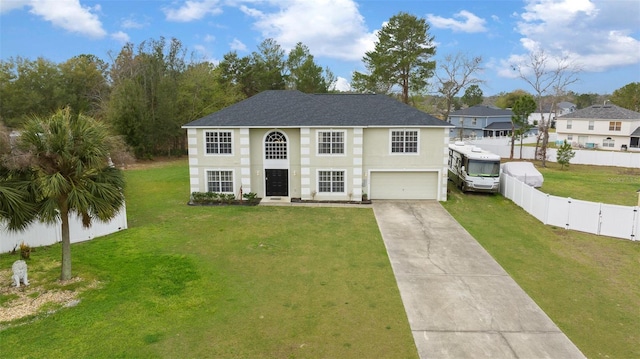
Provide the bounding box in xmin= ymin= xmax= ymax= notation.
xmin=448 ymin=142 xmax=501 ymax=193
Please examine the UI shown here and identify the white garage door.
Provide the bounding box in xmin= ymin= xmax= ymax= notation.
xmin=370 ymin=171 xmax=438 ymax=200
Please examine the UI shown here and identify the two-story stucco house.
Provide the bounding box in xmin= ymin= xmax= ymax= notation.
xmin=182 ymin=90 xmax=453 ymax=203
xmin=448 ymin=105 xmax=519 ymax=139
xmin=556 ymin=104 xmax=640 ymax=151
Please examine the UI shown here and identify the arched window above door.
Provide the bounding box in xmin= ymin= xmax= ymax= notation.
xmin=265 ymin=131 xmax=287 ymax=159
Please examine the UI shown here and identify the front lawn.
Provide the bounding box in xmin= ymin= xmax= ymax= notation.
xmin=0 ymin=160 xmax=417 ymax=359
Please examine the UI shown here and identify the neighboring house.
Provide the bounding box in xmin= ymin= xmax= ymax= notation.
xmin=448 ymin=105 xmax=534 ymax=139
xmin=527 ymin=101 xmax=576 ymax=126
xmin=556 ymin=104 xmax=640 ymax=151
xmin=182 ymin=90 xmax=453 ymax=202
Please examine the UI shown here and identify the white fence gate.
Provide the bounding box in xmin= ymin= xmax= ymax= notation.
xmin=501 ymin=174 xmax=639 ymax=241
xmin=0 ymin=207 xmax=128 ymax=253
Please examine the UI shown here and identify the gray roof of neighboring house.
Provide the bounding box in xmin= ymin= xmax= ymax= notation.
xmin=631 ymin=127 xmax=640 ymax=137
xmin=449 ymin=105 xmax=513 ymax=117
xmin=484 ymin=122 xmax=514 ymax=130
xmin=183 ymin=90 xmax=452 ymax=128
xmin=558 ymin=104 xmax=640 ymax=120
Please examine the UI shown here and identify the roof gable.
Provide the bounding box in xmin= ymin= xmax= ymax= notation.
xmin=559 ymin=104 xmax=640 ymax=120
xmin=183 ymin=90 xmax=451 ymax=128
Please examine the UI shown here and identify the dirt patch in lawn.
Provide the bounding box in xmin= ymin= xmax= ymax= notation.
xmin=0 ymin=268 xmax=100 ymax=326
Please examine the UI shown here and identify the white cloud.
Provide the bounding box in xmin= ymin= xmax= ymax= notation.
xmin=121 ymin=16 xmax=146 ymax=29
xmin=204 ymin=34 xmax=215 ymax=43
xmin=229 ymin=38 xmax=247 ymax=52
xmin=509 ymin=0 xmax=640 ymax=73
xmin=111 ymin=31 xmax=130 ymax=44
xmin=426 ymin=10 xmax=487 ymax=33
xmin=333 ymin=76 xmax=351 ymax=92
xmin=18 ymin=0 xmax=106 ymax=38
xmin=164 ymin=0 xmax=223 ymax=22
xmin=0 ymin=0 xmax=29 ymax=14
xmin=243 ymin=0 xmax=376 ymax=61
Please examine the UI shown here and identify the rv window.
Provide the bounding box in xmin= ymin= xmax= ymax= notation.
xmin=467 ymin=160 xmax=500 ymax=177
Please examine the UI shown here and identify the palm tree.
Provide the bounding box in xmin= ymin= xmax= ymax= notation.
xmin=0 ymin=123 xmax=38 ymax=230
xmin=16 ymin=108 xmax=125 ymax=280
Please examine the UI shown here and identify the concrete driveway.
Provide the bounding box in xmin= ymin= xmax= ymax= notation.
xmin=372 ymin=200 xmax=585 ymax=359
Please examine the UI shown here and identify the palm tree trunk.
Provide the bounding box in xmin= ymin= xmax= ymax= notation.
xmin=60 ymin=205 xmax=72 ymax=281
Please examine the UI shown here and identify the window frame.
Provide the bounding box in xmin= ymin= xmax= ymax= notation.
xmin=316 ymin=130 xmax=346 ymax=156
xmin=609 ymin=121 xmax=622 ymax=131
xmin=204 ymin=130 xmax=233 ymax=155
xmin=264 ymin=131 xmax=288 ymax=160
xmin=566 ymin=120 xmax=572 ymax=129
xmin=206 ymin=169 xmax=235 ymax=194
xmin=602 ymin=138 xmax=615 ymax=148
xmin=317 ymin=169 xmax=346 ymax=194
xmin=390 ymin=129 xmax=419 ymax=154
xmin=588 ymin=121 xmax=594 ymax=130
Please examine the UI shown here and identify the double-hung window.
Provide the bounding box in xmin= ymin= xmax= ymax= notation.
xmin=318 ymin=170 xmax=345 ymax=193
xmin=205 ymin=131 xmax=232 ymax=154
xmin=609 ymin=121 xmax=621 ymax=131
xmin=566 ymin=120 xmax=572 ymax=129
xmin=391 ymin=130 xmax=418 ymax=153
xmin=317 ymin=131 xmax=344 ymax=155
xmin=588 ymin=121 xmax=594 ymax=130
xmin=207 ymin=170 xmax=233 ymax=193
xmin=603 ymin=138 xmax=615 ymax=148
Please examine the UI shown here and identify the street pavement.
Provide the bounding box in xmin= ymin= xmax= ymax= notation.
xmin=372 ymin=200 xmax=586 ymax=359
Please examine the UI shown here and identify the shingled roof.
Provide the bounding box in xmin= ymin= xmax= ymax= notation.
xmin=559 ymin=104 xmax=640 ymax=120
xmin=183 ymin=90 xmax=451 ymax=128
xmin=449 ymin=105 xmax=513 ymax=117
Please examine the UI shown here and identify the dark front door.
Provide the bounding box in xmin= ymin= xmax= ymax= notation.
xmin=265 ymin=169 xmax=288 ymax=196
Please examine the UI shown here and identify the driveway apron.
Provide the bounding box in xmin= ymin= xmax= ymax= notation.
xmin=372 ymin=200 xmax=585 ymax=359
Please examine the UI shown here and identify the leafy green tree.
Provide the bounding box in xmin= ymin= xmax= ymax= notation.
xmin=218 ymin=51 xmax=254 ymax=98
xmin=352 ymin=12 xmax=436 ymax=104
xmin=557 ymin=140 xmax=575 ymax=169
xmin=107 ymin=37 xmax=188 ymax=157
xmin=435 ymin=53 xmax=484 ymax=120
xmin=0 ymin=123 xmax=38 ymax=230
xmin=218 ymin=38 xmax=287 ymax=97
xmin=0 ymin=57 xmax=64 ymax=127
xmin=574 ymin=92 xmax=598 ymax=109
xmin=15 ymin=108 xmax=126 ymax=280
xmin=462 ymin=84 xmax=483 ymax=107
xmin=511 ymin=94 xmax=537 ymax=159
xmin=495 ymin=89 xmax=529 ymax=109
xmin=58 ymin=54 xmax=110 ymax=117
xmin=286 ymin=42 xmax=334 ymax=93
xmin=252 ymin=38 xmax=286 ymax=92
xmin=610 ymin=82 xmax=640 ymax=112
xmin=176 ymin=63 xmax=243 ymax=125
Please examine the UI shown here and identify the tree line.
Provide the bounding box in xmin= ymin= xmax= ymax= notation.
xmin=0 ymin=37 xmax=335 ymax=158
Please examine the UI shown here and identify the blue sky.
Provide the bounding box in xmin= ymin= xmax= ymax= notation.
xmin=1 ymin=0 xmax=639 ymax=96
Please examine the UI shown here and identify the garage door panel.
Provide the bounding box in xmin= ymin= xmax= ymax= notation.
xmin=370 ymin=172 xmax=438 ymax=200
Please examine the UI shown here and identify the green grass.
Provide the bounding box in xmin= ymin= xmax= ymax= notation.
xmin=533 ymin=161 xmax=640 ymax=206
xmin=442 ymin=184 xmax=640 ymax=359
xmin=0 ymin=160 xmax=417 ymax=359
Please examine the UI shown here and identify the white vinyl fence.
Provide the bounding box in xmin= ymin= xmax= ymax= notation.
xmin=501 ymin=174 xmax=639 ymax=241
xmin=0 ymin=207 xmax=128 ymax=253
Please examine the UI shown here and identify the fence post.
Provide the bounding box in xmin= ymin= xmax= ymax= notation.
xmin=632 ymin=207 xmax=639 ymax=241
